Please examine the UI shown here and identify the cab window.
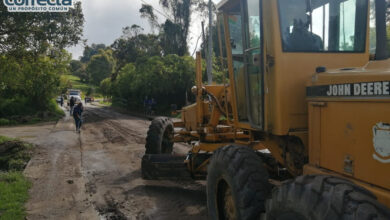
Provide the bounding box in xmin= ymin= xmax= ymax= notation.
xmin=228 ymin=14 xmax=248 ymax=121
xmin=278 ymin=0 xmax=368 ymax=52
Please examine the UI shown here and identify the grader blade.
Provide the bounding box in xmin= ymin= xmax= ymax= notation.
xmin=141 ymin=154 xmax=192 ymax=180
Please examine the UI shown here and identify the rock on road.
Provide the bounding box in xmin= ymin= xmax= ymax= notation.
xmin=0 ymin=104 xmax=207 ymax=220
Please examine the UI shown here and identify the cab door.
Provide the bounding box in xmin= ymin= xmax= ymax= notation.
xmin=222 ymin=0 xmax=264 ymax=129
xmin=243 ymin=0 xmax=264 ymax=129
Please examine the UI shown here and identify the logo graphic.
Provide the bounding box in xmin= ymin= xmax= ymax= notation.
xmin=372 ymin=122 xmax=390 ymax=163
xmin=3 ymin=0 xmax=74 ymax=12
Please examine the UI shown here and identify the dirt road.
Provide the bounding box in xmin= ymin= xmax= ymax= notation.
xmin=0 ymin=104 xmax=207 ymax=220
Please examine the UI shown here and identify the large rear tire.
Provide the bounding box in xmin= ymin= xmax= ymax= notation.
xmin=266 ymin=175 xmax=390 ymax=220
xmin=145 ymin=117 xmax=174 ymax=154
xmin=207 ymin=145 xmax=271 ymax=220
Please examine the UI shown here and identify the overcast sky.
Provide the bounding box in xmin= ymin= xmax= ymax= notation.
xmin=67 ymin=0 xmax=221 ymax=59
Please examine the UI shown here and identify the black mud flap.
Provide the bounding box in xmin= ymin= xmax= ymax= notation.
xmin=141 ymin=154 xmax=192 ymax=180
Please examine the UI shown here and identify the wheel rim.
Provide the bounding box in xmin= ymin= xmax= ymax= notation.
xmin=223 ymin=185 xmax=236 ymax=219
xmin=217 ymin=180 xmax=237 ymax=220
xmin=161 ymin=126 xmax=173 ymax=153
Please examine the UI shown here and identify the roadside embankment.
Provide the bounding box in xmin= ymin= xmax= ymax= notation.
xmin=0 ymin=136 xmax=33 ymax=220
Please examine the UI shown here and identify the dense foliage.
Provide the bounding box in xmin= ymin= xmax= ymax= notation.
xmin=140 ymin=0 xmax=208 ymax=56
xmin=0 ymin=4 xmax=84 ymax=123
xmin=87 ymin=49 xmax=116 ymax=85
xmin=0 ymin=52 xmax=69 ymax=123
xmin=102 ymin=55 xmax=196 ymax=112
xmin=0 ymin=2 xmax=84 ymax=55
xmin=111 ymin=26 xmax=162 ymax=73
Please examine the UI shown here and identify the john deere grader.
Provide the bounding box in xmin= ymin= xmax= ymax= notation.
xmin=141 ymin=0 xmax=390 ymax=219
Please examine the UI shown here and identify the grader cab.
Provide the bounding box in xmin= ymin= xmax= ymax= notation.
xmin=142 ymin=0 xmax=390 ymax=219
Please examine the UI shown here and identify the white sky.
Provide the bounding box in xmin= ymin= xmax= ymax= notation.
xmin=67 ymin=0 xmax=221 ymax=59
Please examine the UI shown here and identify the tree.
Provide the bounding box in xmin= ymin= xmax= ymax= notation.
xmin=0 ymin=2 xmax=84 ymax=55
xmin=80 ymin=44 xmax=107 ymax=63
xmin=70 ymin=60 xmax=89 ymax=82
xmin=140 ymin=5 xmax=159 ymax=32
xmin=140 ymin=0 xmax=207 ymax=55
xmin=111 ymin=63 xmax=137 ymax=107
xmin=0 ymin=3 xmax=83 ymax=119
xmin=70 ymin=60 xmax=83 ymax=74
xmin=100 ymin=78 xmax=112 ymax=98
xmin=0 ymin=50 xmax=72 ymax=114
xmin=111 ymin=55 xmax=195 ymax=111
xmin=86 ymin=49 xmax=116 ymax=86
xmin=111 ymin=27 xmax=162 ymax=73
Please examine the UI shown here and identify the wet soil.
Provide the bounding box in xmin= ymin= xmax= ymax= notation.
xmin=0 ymin=104 xmax=207 ymax=220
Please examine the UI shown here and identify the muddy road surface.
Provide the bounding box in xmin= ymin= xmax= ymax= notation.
xmin=80 ymin=105 xmax=207 ymax=219
xmin=0 ymin=105 xmax=207 ymax=220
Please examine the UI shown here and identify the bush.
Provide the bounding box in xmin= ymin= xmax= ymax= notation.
xmin=0 ymin=97 xmax=35 ymax=118
xmin=0 ymin=52 xmax=70 ymax=122
xmin=87 ymin=49 xmax=116 ymax=86
xmin=112 ymin=55 xmax=195 ymax=113
xmin=0 ymin=118 xmax=10 ymax=126
xmin=0 ymin=99 xmax=64 ymax=126
xmin=86 ymin=87 xmax=94 ymax=96
xmin=0 ymin=136 xmax=12 ymax=143
xmin=47 ymin=99 xmax=65 ymax=118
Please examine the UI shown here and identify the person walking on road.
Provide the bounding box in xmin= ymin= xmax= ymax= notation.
xmin=73 ymin=102 xmax=83 ymax=133
xmin=70 ymin=96 xmax=75 ymax=115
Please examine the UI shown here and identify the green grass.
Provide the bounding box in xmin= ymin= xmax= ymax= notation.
xmin=0 ymin=137 xmax=32 ymax=220
xmin=99 ymin=100 xmax=112 ymax=106
xmin=0 ymin=172 xmax=31 ymax=220
xmin=0 ymin=118 xmax=11 ymax=126
xmin=0 ymin=136 xmax=13 ymax=143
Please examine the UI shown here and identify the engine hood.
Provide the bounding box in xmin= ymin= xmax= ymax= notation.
xmin=307 ymin=59 xmax=390 ymax=99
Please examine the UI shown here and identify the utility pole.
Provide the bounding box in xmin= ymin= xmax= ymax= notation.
xmin=207 ymin=0 xmax=213 ymax=84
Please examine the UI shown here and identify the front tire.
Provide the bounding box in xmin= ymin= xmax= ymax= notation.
xmin=145 ymin=117 xmax=174 ymax=154
xmin=266 ymin=175 xmax=390 ymax=220
xmin=207 ymin=145 xmax=271 ymax=220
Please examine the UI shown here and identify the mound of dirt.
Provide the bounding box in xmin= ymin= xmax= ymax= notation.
xmin=0 ymin=140 xmax=33 ymax=171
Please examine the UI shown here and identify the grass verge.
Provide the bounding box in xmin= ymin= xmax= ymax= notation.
xmin=0 ymin=99 xmax=64 ymax=127
xmin=99 ymin=100 xmax=112 ymax=106
xmin=0 ymin=172 xmax=31 ymax=220
xmin=0 ymin=136 xmax=33 ymax=220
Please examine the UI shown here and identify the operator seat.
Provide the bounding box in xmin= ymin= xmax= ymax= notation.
xmin=284 ymin=19 xmax=324 ymax=52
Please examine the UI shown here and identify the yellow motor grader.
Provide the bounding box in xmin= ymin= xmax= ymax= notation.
xmin=141 ymin=0 xmax=390 ymax=219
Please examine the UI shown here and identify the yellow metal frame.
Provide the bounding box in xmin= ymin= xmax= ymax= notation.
xmin=171 ymin=0 xmax=390 ymax=210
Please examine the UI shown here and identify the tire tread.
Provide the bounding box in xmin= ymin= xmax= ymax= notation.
xmin=145 ymin=117 xmax=173 ymax=154
xmin=266 ymin=175 xmax=390 ymax=220
xmin=207 ymin=145 xmax=271 ymax=220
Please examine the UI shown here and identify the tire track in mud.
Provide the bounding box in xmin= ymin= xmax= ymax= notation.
xmin=83 ymin=108 xmax=145 ymax=145
xmin=80 ymin=106 xmax=207 ymax=219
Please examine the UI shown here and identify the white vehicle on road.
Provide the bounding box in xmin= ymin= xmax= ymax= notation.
xmin=67 ymin=89 xmax=82 ymax=106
